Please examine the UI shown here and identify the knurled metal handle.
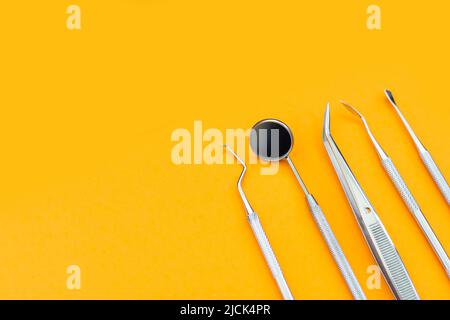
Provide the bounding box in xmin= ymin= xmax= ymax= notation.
xmin=306 ymin=194 xmax=366 ymax=300
xmin=420 ymin=150 xmax=450 ymax=204
xmin=248 ymin=212 xmax=294 ymax=300
xmin=382 ymin=157 xmax=450 ymax=277
xmin=382 ymin=158 xmax=420 ymax=213
xmin=367 ymin=221 xmax=420 ymax=300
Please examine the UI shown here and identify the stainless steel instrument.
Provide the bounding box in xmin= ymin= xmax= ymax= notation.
xmin=225 ymin=145 xmax=294 ymax=300
xmin=250 ymin=119 xmax=366 ymax=300
xmin=341 ymin=100 xmax=450 ymax=278
xmin=322 ymin=104 xmax=420 ymax=300
xmin=385 ymin=90 xmax=450 ymax=204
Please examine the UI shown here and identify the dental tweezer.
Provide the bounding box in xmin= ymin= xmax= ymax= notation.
xmin=323 ymin=104 xmax=420 ymax=300
xmin=340 ymin=100 xmax=450 ymax=277
xmin=385 ymin=90 xmax=450 ymax=204
xmin=225 ymin=145 xmax=294 ymax=300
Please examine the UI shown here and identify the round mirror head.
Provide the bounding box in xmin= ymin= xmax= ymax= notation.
xmin=250 ymin=119 xmax=293 ymax=161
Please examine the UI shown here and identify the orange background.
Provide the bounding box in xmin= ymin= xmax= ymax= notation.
xmin=0 ymin=1 xmax=448 ymax=299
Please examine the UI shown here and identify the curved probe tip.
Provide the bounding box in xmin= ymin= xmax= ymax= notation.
xmin=224 ymin=144 xmax=246 ymax=168
xmin=224 ymin=144 xmax=253 ymax=214
xmin=339 ymin=100 xmax=364 ymax=119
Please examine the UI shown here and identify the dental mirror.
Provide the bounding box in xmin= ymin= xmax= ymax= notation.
xmin=250 ymin=119 xmax=308 ymax=194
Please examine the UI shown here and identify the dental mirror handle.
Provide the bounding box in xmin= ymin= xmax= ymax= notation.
xmin=382 ymin=157 xmax=450 ymax=277
xmin=420 ymin=150 xmax=450 ymax=204
xmin=247 ymin=212 xmax=294 ymax=300
xmin=305 ymin=194 xmax=366 ymax=300
xmin=286 ymin=156 xmax=365 ymax=299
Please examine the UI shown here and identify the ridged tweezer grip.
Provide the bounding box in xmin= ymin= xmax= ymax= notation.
xmin=368 ymin=222 xmax=419 ymax=300
xmin=306 ymin=194 xmax=366 ymax=300
xmin=420 ymin=150 xmax=450 ymax=204
xmin=248 ymin=212 xmax=294 ymax=300
xmin=382 ymin=157 xmax=450 ymax=277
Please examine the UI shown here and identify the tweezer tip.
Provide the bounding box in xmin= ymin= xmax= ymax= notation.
xmin=323 ymin=103 xmax=331 ymax=140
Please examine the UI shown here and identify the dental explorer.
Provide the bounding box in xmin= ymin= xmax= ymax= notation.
xmin=225 ymin=145 xmax=294 ymax=300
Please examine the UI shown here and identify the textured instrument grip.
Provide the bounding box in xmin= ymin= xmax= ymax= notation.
xmin=382 ymin=158 xmax=420 ymax=213
xmin=306 ymin=194 xmax=366 ymax=300
xmin=382 ymin=157 xmax=450 ymax=277
xmin=248 ymin=212 xmax=294 ymax=300
xmin=368 ymin=222 xmax=420 ymax=300
xmin=420 ymin=150 xmax=450 ymax=204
